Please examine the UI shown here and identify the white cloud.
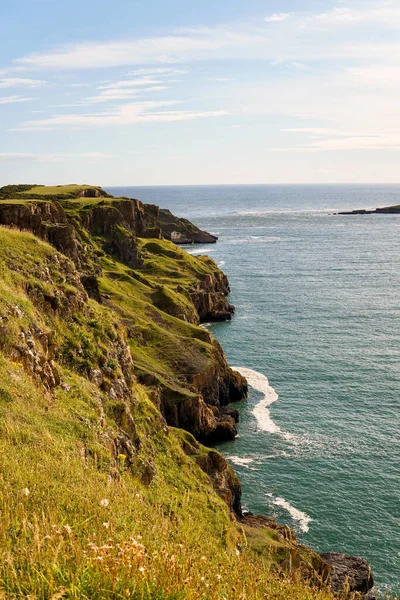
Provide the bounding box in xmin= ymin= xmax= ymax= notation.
xmin=129 ymin=67 xmax=188 ymax=76
xmin=0 ymin=152 xmax=115 ymax=162
xmin=14 ymin=30 xmax=262 ymax=70
xmin=282 ymin=128 xmax=340 ymax=135
xmin=312 ymin=7 xmax=354 ymax=25
xmin=11 ymin=3 xmax=400 ymax=74
xmin=0 ymin=77 xmax=46 ymax=88
xmin=307 ymin=3 xmax=400 ymax=28
xmin=265 ymin=13 xmax=292 ymax=23
xmin=0 ymin=153 xmax=39 ymax=162
xmin=98 ymin=78 xmax=163 ymax=89
xmin=13 ymin=100 xmax=228 ymax=130
xmin=82 ymin=84 xmax=170 ymax=104
xmin=274 ymin=133 xmax=400 ymax=152
xmin=0 ymin=95 xmax=36 ymax=104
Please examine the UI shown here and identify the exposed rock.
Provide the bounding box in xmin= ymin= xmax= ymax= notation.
xmin=338 ymin=204 xmax=400 ymax=215
xmin=0 ymin=201 xmax=84 ymax=268
xmin=138 ymin=459 xmax=157 ymax=486
xmin=196 ymin=449 xmax=242 ymax=516
xmin=221 ymin=406 xmax=240 ymax=423
xmin=79 ymin=188 xmax=105 ymax=198
xmin=5 ymin=326 xmax=60 ymax=391
xmin=105 ymin=427 xmax=141 ymax=468
xmin=241 ymin=513 xmax=297 ymax=543
xmin=158 ymin=208 xmax=217 ymax=244
xmin=190 ymin=271 xmax=235 ymax=322
xmin=320 ymin=553 xmax=374 ymax=598
xmin=190 ymin=345 xmax=248 ymax=408
xmin=241 ymin=514 xmax=330 ymax=585
xmin=80 ymin=274 xmax=102 ymax=302
xmin=157 ymin=388 xmax=238 ymax=445
xmin=179 ymin=432 xmax=241 ymax=516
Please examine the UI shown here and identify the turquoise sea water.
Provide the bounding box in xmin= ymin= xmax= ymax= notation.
xmin=107 ymin=185 xmax=400 ymax=593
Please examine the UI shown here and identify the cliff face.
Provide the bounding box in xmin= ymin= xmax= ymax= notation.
xmin=0 ymin=200 xmax=82 ymax=266
xmin=189 ymin=271 xmax=235 ymax=321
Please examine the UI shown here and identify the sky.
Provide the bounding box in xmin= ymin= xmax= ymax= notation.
xmin=1 ymin=0 xmax=400 ymax=185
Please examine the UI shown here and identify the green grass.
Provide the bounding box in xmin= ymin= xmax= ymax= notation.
xmin=0 ymin=354 xmax=337 ymax=600
xmin=18 ymin=184 xmax=104 ymax=196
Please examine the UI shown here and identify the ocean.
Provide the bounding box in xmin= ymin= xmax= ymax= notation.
xmin=106 ymin=185 xmax=400 ymax=593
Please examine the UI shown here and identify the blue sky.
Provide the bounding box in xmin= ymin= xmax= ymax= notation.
xmin=1 ymin=0 xmax=400 ymax=185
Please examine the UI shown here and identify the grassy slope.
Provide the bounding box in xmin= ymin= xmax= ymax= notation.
xmin=0 ymin=188 xmax=341 ymax=599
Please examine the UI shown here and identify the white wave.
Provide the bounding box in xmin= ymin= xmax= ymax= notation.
xmin=187 ymin=248 xmax=216 ymax=255
xmin=218 ymin=260 xmax=226 ymax=267
xmin=249 ymin=236 xmax=282 ymax=242
xmin=226 ymin=455 xmax=254 ymax=467
xmin=232 ymin=367 xmax=281 ymax=434
xmin=267 ymin=493 xmax=312 ymax=533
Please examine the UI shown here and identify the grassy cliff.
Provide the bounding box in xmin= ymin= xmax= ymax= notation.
xmin=0 ymin=185 xmax=353 ymax=599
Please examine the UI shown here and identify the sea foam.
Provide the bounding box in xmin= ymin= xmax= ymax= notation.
xmin=187 ymin=248 xmax=216 ymax=255
xmin=226 ymin=455 xmax=254 ymax=467
xmin=232 ymin=367 xmax=281 ymax=434
xmin=266 ymin=493 xmax=312 ymax=533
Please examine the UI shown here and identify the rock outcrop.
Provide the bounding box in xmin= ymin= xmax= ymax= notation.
xmin=338 ymin=204 xmax=400 ymax=215
xmin=158 ymin=208 xmax=217 ymax=244
xmin=179 ymin=431 xmax=242 ymax=516
xmin=190 ymin=271 xmax=235 ymax=322
xmin=154 ymin=384 xmax=243 ymax=445
xmin=0 ymin=200 xmax=83 ymax=267
xmin=321 ymin=553 xmax=375 ymax=599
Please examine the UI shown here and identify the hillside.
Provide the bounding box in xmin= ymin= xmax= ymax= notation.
xmin=0 ymin=185 xmax=374 ymax=599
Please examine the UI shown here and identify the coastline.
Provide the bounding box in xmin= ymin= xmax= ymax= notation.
xmin=0 ymin=183 xmax=382 ymax=598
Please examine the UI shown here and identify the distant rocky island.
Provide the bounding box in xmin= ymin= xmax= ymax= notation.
xmin=337 ymin=205 xmax=400 ymax=215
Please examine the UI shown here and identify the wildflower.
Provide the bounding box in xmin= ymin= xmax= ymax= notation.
xmin=200 ymin=577 xmax=205 ymax=583
xmin=236 ymin=548 xmax=240 ymax=556
xmin=100 ymin=498 xmax=109 ymax=508
xmin=138 ymin=566 xmax=145 ymax=573
xmin=21 ymin=487 xmax=30 ymax=497
xmin=216 ymin=574 xmax=222 ymax=581
xmin=63 ymin=525 xmax=72 ymax=535
xmin=200 ymin=555 xmax=207 ymax=561
xmin=103 ymin=522 xmax=110 ymax=529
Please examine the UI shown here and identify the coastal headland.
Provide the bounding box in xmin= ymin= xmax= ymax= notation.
xmin=0 ymin=184 xmax=376 ymax=599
